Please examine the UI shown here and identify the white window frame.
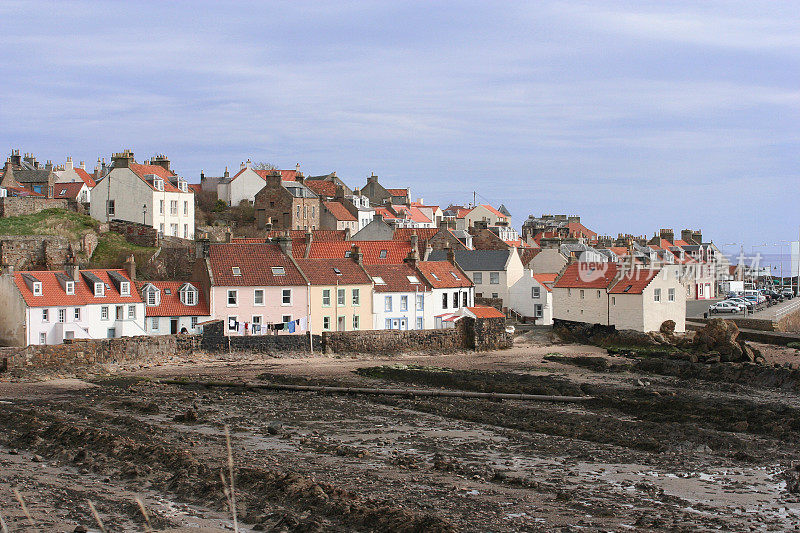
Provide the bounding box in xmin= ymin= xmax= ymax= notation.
xmin=352 ymin=315 xmax=360 ymax=330
xmin=654 ymin=288 xmax=661 ymax=302
xmin=94 ymin=282 xmax=105 ymax=297
xmin=128 ymin=305 xmax=136 ymax=319
xmin=101 ymin=306 xmax=109 ymax=320
xmin=532 ymin=286 xmax=540 ymax=298
xmin=65 ymin=281 xmax=74 ymax=295
xmin=352 ymin=288 xmax=360 ymax=306
xmin=401 ymin=295 xmax=408 ymax=311
xmin=416 ymin=294 xmax=424 ymax=310
xmin=227 ymin=289 xmax=238 ymax=306
xmin=106 ymin=200 xmax=115 ymax=216
xmin=58 ymin=308 xmax=66 ymax=323
xmin=39 ymin=332 xmax=46 ymax=344
xmin=74 ymin=307 xmax=81 ymax=321
xmin=32 ymin=282 xmax=42 ymax=296
xmin=253 ymin=289 xmax=264 ymax=306
xmin=416 ymin=317 xmax=423 ymax=330
xmin=323 ymin=316 xmax=331 ymax=330
xmin=42 ymin=309 xmax=49 ymax=322
xmin=322 ymin=289 xmax=331 ymax=307
xmin=337 ymin=288 xmax=345 ymax=307
xmin=384 ymin=295 xmax=392 ymax=312
xmin=668 ymin=288 xmax=675 ymax=302
xmin=120 ymin=281 xmax=130 ymax=296
xmin=489 ymin=272 xmax=500 ymax=285
xmin=282 ymin=289 xmax=292 ymax=305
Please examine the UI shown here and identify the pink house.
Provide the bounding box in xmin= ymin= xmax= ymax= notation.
xmin=196 ymin=242 xmax=309 ymax=335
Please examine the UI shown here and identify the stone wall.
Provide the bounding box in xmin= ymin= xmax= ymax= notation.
xmin=475 ymin=296 xmax=505 ymax=312
xmin=200 ymin=319 xmax=320 ymax=354
xmin=464 ymin=316 xmax=512 ymax=351
xmin=0 ymin=235 xmax=72 ymax=270
xmin=777 ymin=307 xmax=800 ymax=333
xmin=109 ymin=219 xmax=159 ymax=247
xmin=0 ymin=197 xmax=69 ymax=218
xmin=322 ymin=326 xmax=466 ymax=355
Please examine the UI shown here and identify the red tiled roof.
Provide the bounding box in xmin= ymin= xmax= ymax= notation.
xmin=365 ymin=263 xmax=432 ymax=293
xmin=231 ymin=168 xmax=298 ymax=182
xmin=305 ymin=180 xmax=338 ymax=198
xmin=673 ymin=239 xmax=690 ymax=246
xmin=386 ymin=188 xmax=408 ymax=196
xmin=479 ymin=205 xmax=507 ymax=219
xmin=417 ymin=260 xmax=473 ymax=289
xmin=553 ymin=262 xmax=619 ymax=289
xmin=207 ymin=243 xmax=306 ymax=286
xmin=520 ymin=248 xmax=541 ymax=266
xmin=607 ymin=269 xmax=660 ymax=294
xmin=188 ymin=183 xmax=202 ymax=193
xmin=135 ymin=281 xmax=210 ymax=317
xmin=306 ymin=241 xmax=412 ymax=264
xmin=566 ymin=222 xmax=597 ymax=239
xmin=609 ymin=247 xmax=629 ymax=257
xmin=323 ymin=201 xmax=357 ymax=221
xmin=128 ymin=163 xmax=183 ymax=193
xmin=466 ymin=306 xmax=505 ymax=318
xmin=532 ymin=273 xmax=558 ymax=292
xmin=293 ymin=258 xmax=371 ymax=285
xmin=374 ymin=206 xmax=398 ymax=220
xmin=14 ymin=269 xmax=141 ymax=307
xmin=392 ymin=228 xmax=439 ymax=242
xmin=53 ymin=182 xmax=86 ymax=199
xmin=265 ymin=230 xmax=347 ymax=242
xmin=4 ymin=186 xmax=44 ymax=197
xmin=391 ymin=205 xmax=432 ymax=224
xmin=73 ymin=168 xmax=96 ymax=187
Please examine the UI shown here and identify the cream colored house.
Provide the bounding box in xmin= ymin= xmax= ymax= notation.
xmin=508 ymin=271 xmax=556 ymax=325
xmin=428 ymin=248 xmax=523 ymax=307
xmin=527 ymin=248 xmax=568 ymax=274
xmin=293 ymin=257 xmax=373 ymax=333
xmin=552 ymin=262 xmax=685 ymax=332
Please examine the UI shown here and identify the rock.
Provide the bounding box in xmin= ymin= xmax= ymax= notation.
xmin=660 ymin=320 xmax=676 ymax=337
xmin=739 ymin=341 xmax=756 ymax=363
xmin=74 ymin=526 xmax=88 ymax=533
xmin=173 ymin=408 xmax=198 ymax=423
xmin=705 ymin=354 xmax=721 ymax=364
xmin=648 ymin=332 xmax=669 ymax=345
xmin=267 ymin=421 xmax=283 ymax=435
xmin=31 ymin=454 xmax=43 ymax=463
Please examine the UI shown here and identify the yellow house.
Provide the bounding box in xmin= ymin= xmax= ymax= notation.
xmin=294 ymin=257 xmax=373 ymax=332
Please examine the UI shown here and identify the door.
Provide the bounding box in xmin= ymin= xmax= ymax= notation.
xmin=391 ymin=319 xmax=400 ymax=330
xmin=337 ymin=316 xmax=346 ymax=331
xmin=107 ymin=328 xmax=116 ymax=338
xmin=170 ymin=318 xmax=179 ymax=334
xmin=115 ymin=306 xmax=123 ymax=320
xmin=399 ymin=318 xmax=407 ymax=330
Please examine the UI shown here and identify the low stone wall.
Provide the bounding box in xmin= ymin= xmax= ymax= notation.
xmin=465 ymin=316 xmax=512 ymax=351
xmin=0 ymin=197 xmax=69 ymax=218
xmin=686 ymin=320 xmax=800 ymax=346
xmin=322 ymin=326 xmax=465 ymax=355
xmin=475 ymin=297 xmax=505 ymax=312
xmin=200 ymin=319 xmax=320 ymax=354
xmin=4 ymin=335 xmax=193 ymax=370
xmin=692 ymin=317 xmax=776 ymax=332
xmin=110 ymin=219 xmax=159 ymax=247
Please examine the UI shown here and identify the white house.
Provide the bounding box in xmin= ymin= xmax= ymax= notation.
xmin=0 ymin=264 xmax=145 ymax=346
xmin=508 ymin=270 xmax=556 ymax=325
xmin=89 ymin=150 xmax=195 ymax=239
xmin=365 ymin=261 xmax=433 ymax=330
xmin=137 ymin=281 xmax=211 ymax=335
xmin=415 ymin=259 xmax=475 ymax=329
xmin=54 ymin=157 xmax=97 ymax=187
xmin=552 ymin=262 xmax=685 ymax=333
xmin=428 ymin=248 xmax=523 ymax=307
xmin=53 ymin=181 xmax=90 ymax=204
xmin=218 ymin=160 xmax=300 ymax=206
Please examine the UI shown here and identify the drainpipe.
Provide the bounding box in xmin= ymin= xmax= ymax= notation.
xmin=307 ymin=282 xmax=313 ymax=353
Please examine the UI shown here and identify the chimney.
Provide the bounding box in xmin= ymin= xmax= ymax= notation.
xmin=79 ymin=160 xmax=85 ymax=170
xmin=351 ymin=244 xmax=363 ymax=265
xmin=368 ymin=172 xmax=378 ymax=184
xmin=45 ymin=160 xmax=53 ymax=171
xmin=245 ymin=158 xmax=251 ymax=169
xmin=1 ymin=264 xmax=13 ymax=277
xmin=659 ymin=228 xmax=674 ymax=245
xmin=224 ymin=230 xmax=233 ymax=243
xmin=417 ymin=197 xmax=424 ymax=205
xmin=410 ymin=232 xmax=419 ymax=254
xmin=200 ymin=170 xmax=205 ymax=181
xmin=150 ymin=154 xmax=170 ymax=172
xmin=403 ymin=249 xmax=419 ymax=269
xmin=304 ymin=230 xmax=313 ymax=258
xmin=295 ymin=163 xmax=300 ymax=172
xmin=223 ymin=166 xmax=229 ymax=178
xmin=9 ymin=149 xmax=21 ymax=167
xmin=65 ymin=157 xmax=73 ymax=170
xmin=111 ymin=150 xmax=134 ymax=169
xmin=195 ymin=235 xmax=210 ymax=259
xmin=424 ymin=244 xmax=433 ymax=261
xmin=335 ymin=185 xmax=345 ymax=200
xmin=65 ymin=251 xmax=79 ymax=281
xmin=94 ymin=158 xmax=103 ymax=180
xmin=296 ymin=174 xmax=305 ymax=185
xmin=445 ymin=244 xmax=455 ymax=265
xmin=240 ymin=161 xmax=246 ymax=170
xmin=266 ymin=170 xmax=281 ymax=188
xmin=277 ymin=232 xmax=293 ymax=257
xmin=124 ymin=254 xmax=136 ymax=282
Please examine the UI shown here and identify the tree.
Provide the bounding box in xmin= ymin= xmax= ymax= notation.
xmin=253 ymin=162 xmax=277 ymax=170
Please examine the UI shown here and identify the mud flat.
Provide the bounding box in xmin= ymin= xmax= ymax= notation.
xmin=0 ymin=341 xmax=799 ymax=531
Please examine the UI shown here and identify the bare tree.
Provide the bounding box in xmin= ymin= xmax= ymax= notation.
xmin=253 ymin=162 xmax=277 ymax=170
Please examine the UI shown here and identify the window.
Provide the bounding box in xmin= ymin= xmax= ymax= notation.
xmin=535 ymin=304 xmax=543 ymax=318
xmin=597 ymin=290 xmax=601 ymax=298
xmin=159 ymin=200 xmax=164 ymax=214
xmin=159 ymin=223 xmax=164 ymax=235
xmin=191 ymin=316 xmax=198 ymax=329
xmin=352 ymin=288 xmax=360 ymax=306
xmin=252 ymin=315 xmax=262 ymax=327
xmin=227 ymin=316 xmax=237 ymax=331
xmin=32 ymin=282 xmax=42 ymax=296
xmin=416 ymin=294 xmax=424 ymax=310
xmin=120 ymin=281 xmax=130 ymax=296
xmin=473 ymin=272 xmax=483 ymax=284
xmin=296 ymin=205 xmax=301 ymax=217
xmin=227 ymin=290 xmax=238 ymax=306
xmin=407 ymin=275 xmax=419 ymax=283
xmin=254 ymin=289 xmax=264 ymax=305
xmin=654 ymin=288 xmax=661 ymax=302
xmin=304 ymin=206 xmax=307 ymax=218
xmin=94 ymin=283 xmax=104 ymax=297
xmin=668 ymin=288 xmax=675 ymax=302
xmin=532 ymin=287 xmax=540 ymax=298
xmin=337 ymin=288 xmax=345 ymax=306
xmin=322 ymin=289 xmax=331 ymax=307
xmin=101 ymin=306 xmax=109 ymax=320
xmin=353 ymin=315 xmax=360 ymax=330
xmin=323 ymin=316 xmax=331 ymax=330
xmin=232 ymin=267 xmax=241 ymax=276
xmin=184 ymin=225 xmax=188 ymax=239
xmin=146 ymin=288 xmax=159 ymax=306
xmin=379 ymin=250 xmax=388 ymax=259
xmin=58 ymin=309 xmax=66 ymax=323
xmin=580 ymin=289 xmax=585 ymax=299
xmin=42 ymin=309 xmax=49 ymax=322
xmin=568 ymin=288 xmax=572 ymax=296
xmin=400 ymin=295 xmax=408 ymax=311
xmin=170 ymin=200 xmax=177 ymax=215
xmin=74 ymin=308 xmax=81 ymax=321
xmin=687 ymin=285 xmax=691 ymax=296
xmin=116 ymin=306 xmax=123 ymax=320
xmin=155 ymin=179 xmax=163 ymax=191
xmin=182 ymin=288 xmax=197 ymax=306
xmin=373 ymin=276 xmax=385 ymax=285
xmin=281 ymin=315 xmax=292 ymax=324
xmin=612 ymin=296 xmax=616 ymax=305
xmin=39 ymin=332 xmax=46 ymax=344
xmin=492 ymin=292 xmax=498 ymax=298
xmin=65 ymin=281 xmax=74 ymax=295
xmin=282 ymin=289 xmax=292 ymax=305
xmin=128 ymin=305 xmax=136 ymax=319
xmin=699 ymin=284 xmax=704 ymax=296
xmin=442 ymin=293 xmax=448 ymax=309
xmin=385 ymin=318 xmax=392 ymax=329
xmin=106 ymin=200 xmax=115 ymax=216
xmin=416 ymin=317 xmax=423 ymax=330
xmin=271 ymin=266 xmax=285 ymax=276
xmin=184 ymin=201 xmax=189 ymax=215
xmin=463 ymin=292 xmax=468 ymax=307
xmin=453 ymin=292 xmax=458 ymax=307
xmin=490 ymin=272 xmax=500 ymax=284
xmin=170 ymin=223 xmax=178 ymax=236
xmin=384 ymin=295 xmax=392 ymax=311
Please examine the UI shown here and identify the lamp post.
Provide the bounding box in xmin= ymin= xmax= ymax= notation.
xmin=142 ymin=203 xmax=147 ymax=225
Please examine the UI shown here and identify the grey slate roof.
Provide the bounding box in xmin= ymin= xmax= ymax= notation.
xmin=13 ymin=169 xmax=51 ymax=184
xmin=428 ymin=249 xmax=510 ymax=271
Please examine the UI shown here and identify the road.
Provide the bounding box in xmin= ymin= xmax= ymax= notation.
xmin=686 ymin=296 xmax=800 ymax=319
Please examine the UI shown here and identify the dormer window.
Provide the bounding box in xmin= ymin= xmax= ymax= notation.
xmin=144 ymin=286 xmax=160 ymax=306
xmin=178 ymin=180 xmax=188 ymax=192
xmin=94 ymin=282 xmax=105 ymax=297
xmin=232 ymin=267 xmax=241 ymax=276
xmin=179 ymin=284 xmax=197 ymax=306
xmin=120 ymin=281 xmax=130 ymax=296
xmin=154 ymin=178 xmax=164 ymax=191
xmin=379 ymin=250 xmax=388 ymax=259
xmin=32 ymin=282 xmax=42 ymax=296
xmin=65 ymin=281 xmax=75 ymax=295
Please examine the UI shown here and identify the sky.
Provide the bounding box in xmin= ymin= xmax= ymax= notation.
xmin=1 ymin=0 xmax=798 ymax=267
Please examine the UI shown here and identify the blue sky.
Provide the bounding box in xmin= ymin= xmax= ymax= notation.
xmin=1 ymin=1 xmax=798 ymax=262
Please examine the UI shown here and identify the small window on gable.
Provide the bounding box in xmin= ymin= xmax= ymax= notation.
xmin=164 ymin=288 xmax=172 ymax=295
xmin=232 ymin=266 xmax=241 ymax=276
xmin=407 ymin=275 xmax=419 ymax=283
xmin=379 ymin=250 xmax=388 ymax=259
xmin=32 ymin=282 xmax=42 ymax=296
xmin=344 ymin=251 xmax=351 ymax=258
xmin=120 ymin=281 xmax=130 ymax=296
xmin=271 ymin=266 xmax=285 ymax=276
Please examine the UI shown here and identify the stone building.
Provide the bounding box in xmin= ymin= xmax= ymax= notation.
xmin=254 ymin=172 xmax=321 ymax=231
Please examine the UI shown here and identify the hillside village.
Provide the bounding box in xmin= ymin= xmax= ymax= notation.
xmin=0 ymin=147 xmax=747 ymax=347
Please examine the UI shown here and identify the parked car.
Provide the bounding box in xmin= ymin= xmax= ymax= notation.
xmin=710 ymin=301 xmax=742 ymax=314
xmin=782 ymin=289 xmax=794 ymax=299
xmin=727 ymin=297 xmax=754 ymax=310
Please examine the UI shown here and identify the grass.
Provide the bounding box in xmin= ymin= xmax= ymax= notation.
xmin=0 ymin=208 xmax=97 ymax=237
xmin=90 ymin=232 xmax=157 ymax=269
